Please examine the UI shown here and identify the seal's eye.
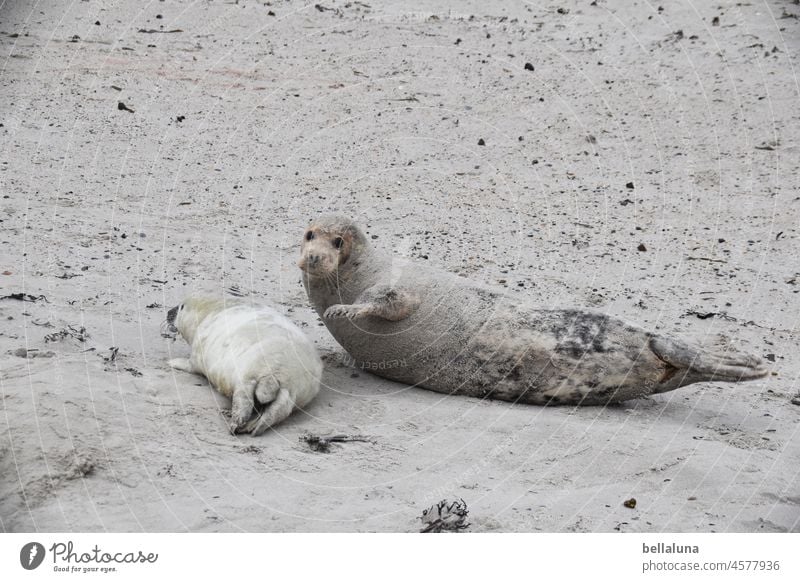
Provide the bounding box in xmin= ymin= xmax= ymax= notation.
xmin=305 ymin=231 xmax=315 ymax=241
xmin=332 ymin=237 xmax=344 ymax=250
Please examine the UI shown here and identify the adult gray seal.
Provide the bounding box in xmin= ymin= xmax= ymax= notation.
xmin=298 ymin=214 xmax=768 ymax=405
xmin=165 ymin=296 xmax=322 ymax=434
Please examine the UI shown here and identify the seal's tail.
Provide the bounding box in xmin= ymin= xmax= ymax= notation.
xmin=649 ymin=335 xmax=769 ymax=390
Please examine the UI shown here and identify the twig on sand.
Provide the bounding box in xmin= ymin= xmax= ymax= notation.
xmin=301 ymin=433 xmax=373 ymax=453
xmin=686 ymin=310 xmax=738 ymax=322
xmin=137 ymin=28 xmax=183 ymax=34
xmin=686 ymin=256 xmax=727 ymax=264
xmin=1 ymin=293 xmax=49 ymax=302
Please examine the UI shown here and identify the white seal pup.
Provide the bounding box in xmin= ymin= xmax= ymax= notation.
xmin=166 ymin=296 xmax=322 ymax=434
xmin=298 ymin=214 xmax=768 ymax=405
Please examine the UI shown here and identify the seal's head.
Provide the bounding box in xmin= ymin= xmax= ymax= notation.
xmin=166 ymin=296 xmax=229 ymax=345
xmin=298 ymin=214 xmax=369 ymax=280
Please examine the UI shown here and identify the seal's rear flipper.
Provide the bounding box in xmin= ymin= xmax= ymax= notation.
xmin=649 ymin=335 xmax=769 ymax=388
xmin=243 ymin=388 xmax=295 ymax=436
xmin=230 ymin=380 xmax=258 ymax=433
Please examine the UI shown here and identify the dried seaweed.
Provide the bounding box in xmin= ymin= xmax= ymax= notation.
xmin=44 ymin=325 xmax=89 ymax=343
xmin=137 ymin=28 xmax=183 ymax=34
xmin=420 ymin=499 xmax=470 ymax=533
xmin=1 ymin=293 xmax=48 ymax=302
xmin=686 ymin=310 xmax=738 ymax=322
xmin=300 ymin=433 xmax=373 ymax=453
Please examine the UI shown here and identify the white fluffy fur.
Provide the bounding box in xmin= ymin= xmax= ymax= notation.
xmin=168 ymin=296 xmax=322 ymax=435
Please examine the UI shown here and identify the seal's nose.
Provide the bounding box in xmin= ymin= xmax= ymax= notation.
xmin=298 ymin=253 xmax=321 ymax=272
xmin=166 ymin=305 xmax=179 ymax=326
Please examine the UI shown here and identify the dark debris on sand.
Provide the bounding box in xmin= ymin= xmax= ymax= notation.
xmin=419 ymin=499 xmax=470 ymax=533
xmin=1 ymin=293 xmax=48 ymax=302
xmin=301 ymin=433 xmax=373 ymax=453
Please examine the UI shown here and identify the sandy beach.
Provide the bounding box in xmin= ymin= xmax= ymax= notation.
xmin=0 ymin=0 xmax=798 ymax=532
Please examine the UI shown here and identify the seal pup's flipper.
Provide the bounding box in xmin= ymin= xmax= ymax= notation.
xmin=230 ymin=380 xmax=258 ymax=434
xmin=242 ymin=388 xmax=295 ymax=436
xmin=324 ymin=284 xmax=421 ymax=322
xmin=168 ymin=357 xmax=196 ymax=374
xmin=649 ymin=335 xmax=768 ymax=393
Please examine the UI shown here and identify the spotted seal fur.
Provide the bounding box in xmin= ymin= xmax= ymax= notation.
xmin=298 ymin=214 xmax=767 ymax=405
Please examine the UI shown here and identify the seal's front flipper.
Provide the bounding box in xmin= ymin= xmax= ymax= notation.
xmin=323 ymin=304 xmax=368 ymax=320
xmin=168 ymin=357 xmax=196 ymax=374
xmin=324 ymin=285 xmax=421 ymax=322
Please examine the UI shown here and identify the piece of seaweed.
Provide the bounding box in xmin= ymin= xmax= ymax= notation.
xmin=300 ymin=433 xmax=373 ymax=453
xmin=420 ymin=499 xmax=470 ymax=533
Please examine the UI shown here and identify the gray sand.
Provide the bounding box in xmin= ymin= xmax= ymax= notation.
xmin=0 ymin=0 xmax=798 ymax=532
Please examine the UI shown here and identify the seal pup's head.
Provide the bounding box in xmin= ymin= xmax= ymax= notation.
xmin=298 ymin=214 xmax=370 ymax=282
xmin=166 ymin=296 xmax=230 ymax=345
